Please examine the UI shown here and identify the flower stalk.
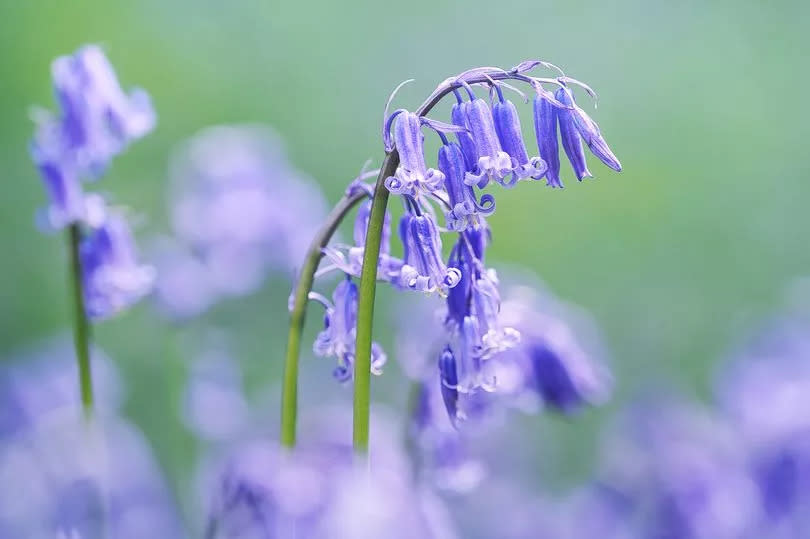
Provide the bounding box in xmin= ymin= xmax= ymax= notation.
xmin=352 ymin=152 xmax=398 ymax=454
xmin=68 ymin=223 xmax=94 ymax=419
xmin=281 ymin=189 xmax=369 ymax=448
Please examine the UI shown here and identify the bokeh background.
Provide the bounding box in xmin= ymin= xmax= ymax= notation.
xmin=2 ymin=0 xmax=809 ymax=532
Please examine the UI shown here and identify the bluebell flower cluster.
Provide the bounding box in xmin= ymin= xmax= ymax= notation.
xmin=309 ymin=62 xmax=620 ymax=388
xmin=30 ymin=45 xmax=155 ymax=320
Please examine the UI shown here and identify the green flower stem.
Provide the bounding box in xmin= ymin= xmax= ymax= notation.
xmin=68 ymin=223 xmax=94 ymax=419
xmin=352 ymin=152 xmax=398 ymax=454
xmin=281 ymin=189 xmax=369 ymax=448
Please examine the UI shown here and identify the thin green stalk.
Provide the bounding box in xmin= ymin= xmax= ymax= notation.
xmin=281 ymin=190 xmax=368 ymax=448
xmin=352 ymin=152 xmax=398 ymax=454
xmin=68 ymin=224 xmax=94 ymax=419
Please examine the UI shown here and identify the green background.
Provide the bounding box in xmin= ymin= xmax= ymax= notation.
xmin=1 ymin=0 xmax=808 ymax=529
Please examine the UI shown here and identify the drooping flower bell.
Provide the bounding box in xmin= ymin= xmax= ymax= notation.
xmin=460 ymin=96 xmax=512 ymax=188
xmin=555 ymin=86 xmax=622 ymax=173
xmin=384 ymin=111 xmax=445 ymax=197
xmin=471 ymin=272 xmax=521 ymax=358
xmin=533 ymin=94 xmax=563 ymax=188
xmin=555 ymin=87 xmax=593 ymax=181
xmin=80 ymin=212 xmax=155 ymax=321
xmin=438 ymin=141 xmax=495 ymax=232
xmin=450 ymin=92 xmax=479 ymax=173
xmin=313 ymin=277 xmax=387 ymax=382
xmin=492 ymin=86 xmax=547 ymax=186
xmin=398 ymin=213 xmax=461 ymax=296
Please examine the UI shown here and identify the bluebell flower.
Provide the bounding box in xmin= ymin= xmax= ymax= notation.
xmin=450 ymin=94 xmax=479 ymax=172
xmin=384 ymin=111 xmax=445 ymax=197
xmin=471 ymin=271 xmax=521 ymax=358
xmin=556 ymin=85 xmax=622 ymax=173
xmin=445 ymin=239 xmax=474 ymax=327
xmin=460 ymin=98 xmax=512 ymax=188
xmin=48 ymin=44 xmax=155 ymax=177
xmin=555 ymin=87 xmax=593 ymax=181
xmin=532 ymin=94 xmax=563 ymax=188
xmin=321 ymin=199 xmax=403 ymax=282
xmin=399 ymin=213 xmax=461 ymax=296
xmin=80 ymin=212 xmax=155 ymax=321
xmin=313 ymin=278 xmax=386 ymax=382
xmin=438 ymin=142 xmax=495 ymax=232
xmin=492 ymin=87 xmax=547 ymax=185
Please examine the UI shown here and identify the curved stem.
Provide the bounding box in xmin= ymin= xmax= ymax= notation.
xmin=352 ymin=152 xmax=399 ymax=454
xmin=68 ymin=224 xmax=93 ymax=419
xmin=281 ymin=190 xmax=368 ymax=448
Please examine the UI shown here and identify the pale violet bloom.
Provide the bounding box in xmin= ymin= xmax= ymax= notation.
xmin=399 ymin=213 xmax=461 ymax=296
xmin=384 ymin=111 xmax=445 ymax=197
xmin=459 ymin=97 xmax=512 ymax=188
xmin=80 ymin=212 xmax=155 ymax=321
xmin=438 ymin=141 xmax=495 ymax=232
xmin=313 ymin=278 xmax=386 ymax=382
xmin=558 ymin=86 xmax=622 ymax=173
xmin=555 ymin=87 xmax=593 ymax=181
xmin=532 ymin=93 xmax=563 ymax=188
xmin=492 ymin=86 xmax=547 ymax=185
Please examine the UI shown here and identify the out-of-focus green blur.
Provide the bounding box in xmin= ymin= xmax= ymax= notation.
xmin=2 ymin=0 xmax=809 ymax=509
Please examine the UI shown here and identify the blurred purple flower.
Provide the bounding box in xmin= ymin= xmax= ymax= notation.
xmin=599 ymin=399 xmax=762 ymax=539
xmin=204 ymin=406 xmax=457 ymax=538
xmin=80 ymin=212 xmax=155 ymax=321
xmin=0 ymin=341 xmax=179 ymax=537
xmin=491 ymin=281 xmax=612 ymax=413
xmin=30 ymin=45 xmax=154 ymax=230
xmin=0 ymin=336 xmax=122 ymax=437
xmin=718 ymin=316 xmax=810 ymax=527
xmin=154 ymin=125 xmax=329 ymax=319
